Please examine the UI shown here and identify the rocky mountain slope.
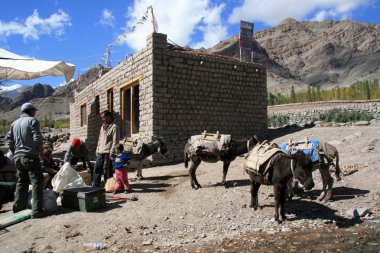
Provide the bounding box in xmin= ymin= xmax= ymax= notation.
xmin=0 ymin=65 xmax=110 ymax=121
xmin=210 ymin=19 xmax=380 ymax=93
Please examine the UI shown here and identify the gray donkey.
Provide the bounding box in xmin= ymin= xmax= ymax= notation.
xmin=124 ymin=137 xmax=168 ymax=180
xmin=184 ymin=135 xmax=259 ymax=189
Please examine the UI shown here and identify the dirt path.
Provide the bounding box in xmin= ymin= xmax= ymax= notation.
xmin=1 ymin=126 xmax=380 ymax=252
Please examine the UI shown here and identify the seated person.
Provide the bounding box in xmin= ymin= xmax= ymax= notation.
xmin=64 ymin=138 xmax=93 ymax=172
xmin=41 ymin=147 xmax=60 ymax=189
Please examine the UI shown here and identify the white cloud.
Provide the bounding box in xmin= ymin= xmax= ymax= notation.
xmin=99 ymin=9 xmax=115 ymax=28
xmin=192 ymin=4 xmax=228 ymax=49
xmin=0 ymin=9 xmax=71 ymax=40
xmin=228 ymin=0 xmax=370 ymax=26
xmin=118 ymin=0 xmax=228 ymax=51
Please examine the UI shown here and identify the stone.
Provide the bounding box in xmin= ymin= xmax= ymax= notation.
xmin=143 ymin=239 xmax=153 ymax=246
xmin=355 ymin=121 xmax=369 ymax=126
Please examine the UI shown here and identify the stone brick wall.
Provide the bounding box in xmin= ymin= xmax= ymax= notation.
xmin=70 ymin=33 xmax=267 ymax=163
xmin=268 ymin=100 xmax=380 ymax=126
xmin=70 ymin=34 xmax=155 ymax=158
xmin=151 ymin=34 xmax=267 ymax=163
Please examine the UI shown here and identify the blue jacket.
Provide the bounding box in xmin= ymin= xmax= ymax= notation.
xmin=114 ymin=152 xmax=130 ymax=169
xmin=7 ymin=113 xmax=43 ymax=158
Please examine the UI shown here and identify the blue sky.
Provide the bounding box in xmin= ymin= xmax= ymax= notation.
xmin=1 ymin=0 xmax=379 ymax=89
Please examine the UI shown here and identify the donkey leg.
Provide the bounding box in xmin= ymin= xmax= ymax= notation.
xmin=334 ymin=155 xmax=341 ymax=181
xmin=189 ymin=157 xmax=201 ymax=189
xmin=323 ymin=168 xmax=334 ymax=202
xmin=274 ymin=185 xmax=281 ymax=224
xmin=317 ymin=165 xmax=328 ymax=202
xmin=136 ymin=161 xmax=143 ymax=180
xmin=249 ymin=178 xmax=262 ymax=210
xmin=221 ymin=160 xmax=231 ymax=187
xmin=280 ymin=186 xmax=287 ymax=222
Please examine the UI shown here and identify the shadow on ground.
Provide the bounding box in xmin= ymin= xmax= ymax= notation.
xmin=286 ymin=199 xmax=360 ymax=228
xmin=298 ymin=186 xmax=370 ymax=201
xmin=131 ymin=182 xmax=171 ymax=193
xmin=207 ymin=179 xmax=251 ymax=188
xmin=137 ymin=174 xmax=188 ymax=181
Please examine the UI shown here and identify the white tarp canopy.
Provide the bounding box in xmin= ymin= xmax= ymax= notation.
xmin=0 ymin=48 xmax=75 ymax=82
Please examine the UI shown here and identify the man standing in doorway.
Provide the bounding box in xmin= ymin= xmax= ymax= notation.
xmin=93 ymin=110 xmax=119 ymax=187
xmin=7 ymin=103 xmax=44 ymax=218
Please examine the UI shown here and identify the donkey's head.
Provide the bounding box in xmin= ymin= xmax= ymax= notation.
xmin=292 ymin=151 xmax=314 ymax=191
xmin=247 ymin=135 xmax=261 ymax=150
xmin=155 ymin=137 xmax=168 ymax=155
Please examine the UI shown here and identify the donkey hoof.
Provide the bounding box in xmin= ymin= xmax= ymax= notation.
xmin=275 ymin=219 xmax=282 ymax=224
xmin=335 ymin=176 xmax=342 ymax=181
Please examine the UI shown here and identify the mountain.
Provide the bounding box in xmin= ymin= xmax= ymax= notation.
xmin=0 ymin=65 xmax=111 ymax=121
xmin=3 ymin=83 xmax=54 ymax=111
xmin=210 ymin=19 xmax=380 ymax=93
xmin=0 ymin=84 xmax=23 ymax=98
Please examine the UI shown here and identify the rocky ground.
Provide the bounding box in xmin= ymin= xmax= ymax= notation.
xmin=1 ymin=125 xmax=380 ymax=252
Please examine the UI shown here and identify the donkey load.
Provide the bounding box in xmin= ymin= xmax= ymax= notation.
xmin=244 ymin=141 xmax=314 ymax=224
xmin=184 ymin=131 xmax=259 ymax=189
xmin=280 ymin=138 xmax=341 ymax=202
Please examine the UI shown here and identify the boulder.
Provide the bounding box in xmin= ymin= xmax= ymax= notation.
xmin=354 ymin=121 xmax=369 ymax=126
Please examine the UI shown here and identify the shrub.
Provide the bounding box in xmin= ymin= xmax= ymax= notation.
xmin=320 ymin=109 xmax=373 ymax=123
xmin=268 ymin=115 xmax=289 ymax=127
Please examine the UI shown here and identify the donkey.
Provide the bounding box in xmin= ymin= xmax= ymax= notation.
xmin=184 ymin=135 xmax=259 ymax=189
xmin=130 ymin=138 xmax=168 ymax=180
xmin=288 ymin=142 xmax=341 ymax=202
xmin=246 ymin=151 xmax=315 ymax=224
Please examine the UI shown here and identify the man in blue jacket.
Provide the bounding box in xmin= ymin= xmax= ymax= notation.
xmin=7 ymin=103 xmax=44 ymax=218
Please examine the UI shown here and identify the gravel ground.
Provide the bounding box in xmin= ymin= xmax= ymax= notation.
xmin=0 ymin=126 xmax=379 ymax=253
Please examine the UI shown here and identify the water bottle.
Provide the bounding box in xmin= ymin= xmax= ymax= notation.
xmin=83 ymin=241 xmax=103 ymax=250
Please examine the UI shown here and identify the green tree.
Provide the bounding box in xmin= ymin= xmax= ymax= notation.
xmin=311 ymin=87 xmax=316 ymax=101
xmin=336 ymin=86 xmax=341 ymax=100
xmin=290 ymin=86 xmax=296 ymax=103
xmin=316 ymin=86 xmax=321 ymax=101
xmin=365 ymin=81 xmax=371 ymax=100
xmin=307 ymin=86 xmax=312 ymax=102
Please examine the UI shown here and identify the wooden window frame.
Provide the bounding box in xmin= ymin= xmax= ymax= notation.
xmin=107 ymin=88 xmax=114 ymax=113
xmin=95 ymin=95 xmax=100 ymax=115
xmin=120 ymin=80 xmax=139 ymax=138
xmin=80 ymin=103 xmax=87 ymax=127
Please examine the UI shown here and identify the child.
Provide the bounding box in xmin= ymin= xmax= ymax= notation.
xmin=113 ymin=144 xmax=132 ymax=194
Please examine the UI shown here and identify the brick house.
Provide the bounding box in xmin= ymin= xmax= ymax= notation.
xmin=70 ymin=33 xmax=267 ymax=164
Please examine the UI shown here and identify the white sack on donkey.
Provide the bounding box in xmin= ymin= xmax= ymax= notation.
xmin=52 ymin=162 xmax=86 ymax=193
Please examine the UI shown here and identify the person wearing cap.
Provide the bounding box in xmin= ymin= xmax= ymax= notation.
xmin=64 ymin=138 xmax=92 ymax=171
xmin=6 ymin=102 xmax=44 ymax=218
xmin=93 ymin=110 xmax=119 ymax=187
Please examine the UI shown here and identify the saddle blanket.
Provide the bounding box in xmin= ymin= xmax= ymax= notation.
xmin=245 ymin=140 xmax=283 ymax=175
xmin=279 ymin=139 xmax=319 ymax=163
xmin=187 ymin=134 xmax=231 ymax=157
xmin=121 ymin=135 xmax=147 ymax=155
